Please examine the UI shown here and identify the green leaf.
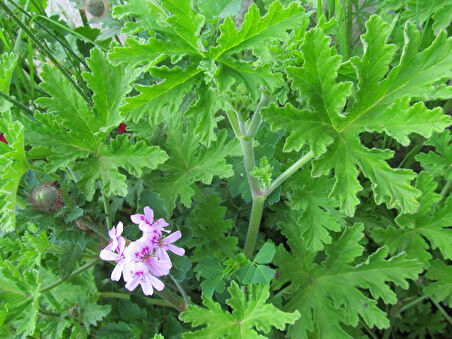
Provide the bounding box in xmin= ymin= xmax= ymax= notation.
xmin=80 ymin=301 xmax=111 ymax=333
xmin=0 ymin=52 xmax=17 ymax=109
xmin=77 ymin=135 xmax=168 ymax=199
xmin=186 ymin=195 xmax=238 ymax=263
xmin=416 ymin=130 xmax=452 ymax=180
xmin=267 ymin=16 xmax=451 ymax=216
xmin=289 ymin=167 xmax=346 ymax=252
xmin=254 ymin=242 xmax=275 ymax=265
xmin=0 ymin=116 xmax=30 ymax=232
xmin=276 ymin=221 xmax=422 ymax=338
xmin=424 ymin=260 xmax=452 ymax=306
xmin=180 ymin=281 xmax=300 ymax=338
xmin=210 ymin=1 xmax=304 ymax=59
xmin=194 ymin=258 xmax=225 ymax=298
xmin=198 ymin=0 xmax=242 ymax=20
xmin=112 ymin=0 xmax=166 ymax=34
xmin=373 ymin=172 xmax=452 ymax=265
xmin=83 ymin=48 xmax=140 ymax=133
xmin=60 ymin=243 xmax=83 ymax=279
xmin=160 ymin=0 xmax=205 ymax=54
xmin=120 ymin=65 xmax=202 ymax=124
xmin=151 ymin=117 xmax=240 ymax=209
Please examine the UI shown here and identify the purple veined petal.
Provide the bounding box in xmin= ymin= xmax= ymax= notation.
xmin=108 ymin=225 xmax=116 ymax=239
xmin=139 ymin=222 xmax=156 ymax=234
xmin=125 ymin=276 xmax=140 ymax=291
xmin=143 ymin=206 xmax=154 ymax=223
xmin=116 ymin=221 xmax=124 ymax=236
xmin=156 ymin=248 xmax=171 ymax=262
xmin=168 ymin=244 xmax=185 ymax=256
xmin=140 ymin=275 xmax=155 ymax=295
xmin=149 ymin=275 xmax=165 ymax=291
xmin=117 ymin=237 xmax=126 ymax=254
xmin=148 ymin=257 xmax=171 ymax=277
xmin=154 ymin=218 xmax=169 ymax=228
xmin=164 ymin=230 xmax=182 ymax=244
xmin=122 ymin=261 xmax=134 ymax=282
xmin=100 ymin=249 xmax=119 ymax=261
xmin=111 ymin=261 xmax=124 ymax=281
xmin=130 ymin=214 xmax=145 ymax=224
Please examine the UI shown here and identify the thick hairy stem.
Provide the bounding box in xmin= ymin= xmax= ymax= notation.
xmin=240 ymin=137 xmax=262 ymax=197
xmin=244 ymin=196 xmax=266 ymax=259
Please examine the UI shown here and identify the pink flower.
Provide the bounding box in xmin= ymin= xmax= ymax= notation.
xmin=124 ymin=262 xmax=165 ymax=296
xmin=124 ymin=237 xmax=172 ymax=277
xmin=131 ymin=206 xmax=169 ymax=235
xmin=99 ymin=222 xmax=127 ymax=281
xmin=103 ymin=221 xmax=124 ymax=252
xmin=154 ymin=231 xmax=185 ymax=262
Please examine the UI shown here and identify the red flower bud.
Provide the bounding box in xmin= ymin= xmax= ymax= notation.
xmin=118 ymin=122 xmax=126 ymax=134
xmin=0 ymin=133 xmax=7 ymax=144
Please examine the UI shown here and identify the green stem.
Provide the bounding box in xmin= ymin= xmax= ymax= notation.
xmin=170 ymin=274 xmax=189 ymax=307
xmin=440 ymin=178 xmax=452 ymax=202
xmin=0 ymin=90 xmax=34 ymax=116
xmin=244 ymin=195 xmax=266 ymax=259
xmin=432 ymin=300 xmax=452 ymax=326
xmin=398 ymin=295 xmax=428 ymax=314
xmin=40 ymin=259 xmax=99 ymax=293
xmin=246 ymin=93 xmax=266 ymax=139
xmin=101 ymin=187 xmax=112 ymax=230
xmin=155 ymin=288 xmax=187 ymax=312
xmin=240 ymin=137 xmax=262 ymax=197
xmin=98 ymin=292 xmax=174 ymax=308
xmin=265 ymin=151 xmax=314 ymax=197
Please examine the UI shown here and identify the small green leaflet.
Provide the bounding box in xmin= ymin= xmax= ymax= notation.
xmin=416 ymin=130 xmax=452 ymax=180
xmin=180 ymin=281 xmax=300 ymax=338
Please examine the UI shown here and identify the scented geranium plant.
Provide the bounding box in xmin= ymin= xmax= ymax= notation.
xmin=0 ymin=0 xmax=451 ymax=338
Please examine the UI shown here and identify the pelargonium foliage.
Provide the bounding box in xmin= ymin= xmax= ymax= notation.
xmin=0 ymin=0 xmax=451 ymax=338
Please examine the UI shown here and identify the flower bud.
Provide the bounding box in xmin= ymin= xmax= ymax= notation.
xmin=84 ymin=0 xmax=107 ymax=18
xmin=30 ymin=183 xmax=63 ymax=212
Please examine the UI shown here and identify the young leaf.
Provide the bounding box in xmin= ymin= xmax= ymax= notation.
xmin=276 ymin=221 xmax=422 ymax=338
xmin=180 ymin=281 xmax=300 ymax=338
xmin=254 ymin=242 xmax=276 ymax=265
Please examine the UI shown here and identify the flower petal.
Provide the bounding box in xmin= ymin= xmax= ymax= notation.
xmin=144 ymin=206 xmax=154 ymax=223
xmin=131 ymin=214 xmax=144 ymax=224
xmin=156 ymin=248 xmax=171 ymax=262
xmin=117 ymin=237 xmax=126 ymax=254
xmin=116 ymin=221 xmax=123 ymax=235
xmin=140 ymin=275 xmax=154 ymax=295
xmin=149 ymin=275 xmax=165 ymax=291
xmin=164 ymin=230 xmax=182 ymax=244
xmin=111 ymin=261 xmax=124 ymax=281
xmin=125 ymin=276 xmax=139 ymax=291
xmin=154 ymin=218 xmax=169 ymax=228
xmin=168 ymin=244 xmax=185 ymax=256
xmin=100 ymin=249 xmax=119 ymax=261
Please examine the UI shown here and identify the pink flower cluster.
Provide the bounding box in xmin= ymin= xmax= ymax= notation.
xmin=99 ymin=207 xmax=184 ymax=295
